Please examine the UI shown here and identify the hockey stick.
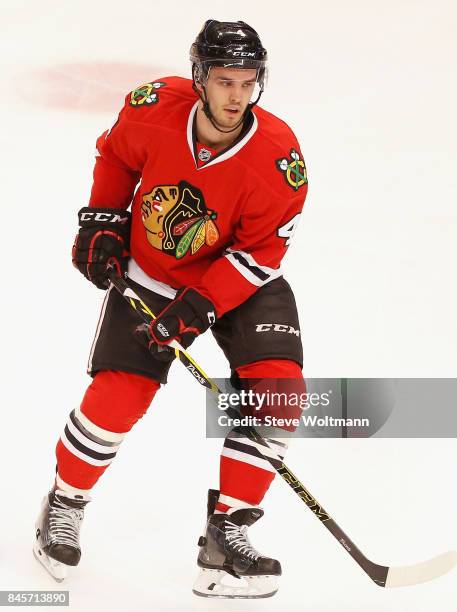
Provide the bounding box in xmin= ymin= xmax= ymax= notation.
xmin=108 ymin=272 xmax=457 ymax=587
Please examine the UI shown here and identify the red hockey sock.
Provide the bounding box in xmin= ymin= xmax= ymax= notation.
xmin=55 ymin=370 xmax=159 ymax=492
xmin=217 ymin=359 xmax=304 ymax=512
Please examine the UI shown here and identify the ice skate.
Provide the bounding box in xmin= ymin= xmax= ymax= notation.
xmin=193 ymin=490 xmax=281 ymax=599
xmin=33 ymin=489 xmax=90 ymax=582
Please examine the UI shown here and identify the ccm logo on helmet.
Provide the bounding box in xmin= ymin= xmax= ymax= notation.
xmin=255 ymin=324 xmax=300 ymax=337
xmin=232 ymin=51 xmax=256 ymax=57
xmin=80 ymin=211 xmax=130 ymax=224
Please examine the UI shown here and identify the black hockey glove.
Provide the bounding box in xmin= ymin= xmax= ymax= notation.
xmin=134 ymin=288 xmax=216 ymax=361
xmin=72 ymin=207 xmax=131 ymax=290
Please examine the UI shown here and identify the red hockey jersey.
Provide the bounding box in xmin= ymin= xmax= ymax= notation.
xmin=89 ymin=77 xmax=308 ymax=317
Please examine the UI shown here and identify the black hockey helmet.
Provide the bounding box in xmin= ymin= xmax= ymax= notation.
xmin=190 ymin=19 xmax=268 ymax=89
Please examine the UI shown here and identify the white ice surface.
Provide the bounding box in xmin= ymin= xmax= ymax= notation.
xmin=1 ymin=1 xmax=456 ymax=611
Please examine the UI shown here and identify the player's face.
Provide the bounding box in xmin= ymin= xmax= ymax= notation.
xmin=204 ymin=67 xmax=257 ymax=128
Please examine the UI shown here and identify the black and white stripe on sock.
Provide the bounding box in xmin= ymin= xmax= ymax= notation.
xmin=60 ymin=407 xmax=125 ymax=467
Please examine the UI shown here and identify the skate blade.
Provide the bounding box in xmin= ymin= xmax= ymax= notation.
xmin=192 ymin=568 xmax=278 ymax=599
xmin=33 ymin=544 xmax=67 ymax=583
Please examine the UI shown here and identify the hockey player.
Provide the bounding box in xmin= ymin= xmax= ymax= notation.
xmin=34 ymin=20 xmax=308 ymax=598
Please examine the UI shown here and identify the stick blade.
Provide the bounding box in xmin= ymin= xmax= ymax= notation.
xmin=385 ymin=551 xmax=457 ymax=587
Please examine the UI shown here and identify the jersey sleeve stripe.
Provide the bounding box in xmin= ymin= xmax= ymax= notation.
xmin=224 ymin=249 xmax=283 ymax=287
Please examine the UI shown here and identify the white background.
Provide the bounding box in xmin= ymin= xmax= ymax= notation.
xmin=1 ymin=1 xmax=456 ymax=610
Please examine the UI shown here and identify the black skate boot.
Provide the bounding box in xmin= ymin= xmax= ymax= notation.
xmin=192 ymin=489 xmax=281 ymax=598
xmin=33 ymin=488 xmax=90 ymax=582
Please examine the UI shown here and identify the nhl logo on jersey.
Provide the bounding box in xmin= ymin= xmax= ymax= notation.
xmin=276 ymin=149 xmax=307 ymax=191
xmin=141 ymin=181 xmax=219 ymax=259
xmin=198 ymin=148 xmax=212 ymax=162
xmin=129 ymin=81 xmax=167 ymax=107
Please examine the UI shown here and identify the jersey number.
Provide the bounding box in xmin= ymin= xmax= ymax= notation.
xmin=277 ymin=213 xmax=301 ymax=246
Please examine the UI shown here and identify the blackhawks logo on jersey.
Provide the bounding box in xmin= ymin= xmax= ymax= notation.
xmin=276 ymin=149 xmax=307 ymax=191
xmin=129 ymin=81 xmax=166 ymax=107
xmin=141 ymin=181 xmax=219 ymax=259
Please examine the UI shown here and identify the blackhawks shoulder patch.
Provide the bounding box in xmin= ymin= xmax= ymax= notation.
xmin=129 ymin=81 xmax=166 ymax=107
xmin=141 ymin=181 xmax=219 ymax=260
xmin=276 ymin=149 xmax=307 ymax=191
